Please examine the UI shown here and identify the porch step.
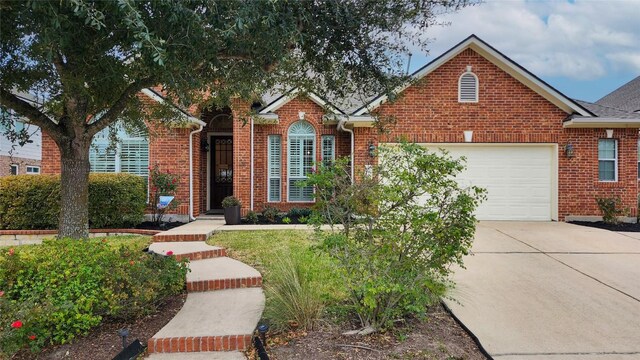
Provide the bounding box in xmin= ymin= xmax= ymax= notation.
xmin=152 ymin=220 xmax=225 ymax=242
xmin=186 ymin=257 xmax=262 ymax=292
xmin=148 ymin=242 xmax=226 ymax=261
xmin=147 ymin=352 xmax=245 ymax=359
xmin=147 ymin=289 xmax=265 ymax=354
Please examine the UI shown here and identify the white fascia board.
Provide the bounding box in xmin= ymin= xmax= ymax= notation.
xmin=141 ymin=88 xmax=205 ymax=126
xmin=259 ymin=88 xmax=344 ymax=115
xmin=253 ymin=113 xmax=279 ymax=124
xmin=354 ymin=36 xmax=591 ymax=117
xmin=323 ymin=114 xmax=375 ymax=127
xmin=563 ymin=117 xmax=640 ymax=128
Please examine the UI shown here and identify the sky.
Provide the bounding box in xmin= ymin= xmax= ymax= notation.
xmin=407 ymin=0 xmax=640 ymax=102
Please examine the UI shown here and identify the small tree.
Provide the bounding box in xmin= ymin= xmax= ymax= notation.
xmin=149 ymin=164 xmax=179 ymax=225
xmin=306 ymin=143 xmax=485 ymax=331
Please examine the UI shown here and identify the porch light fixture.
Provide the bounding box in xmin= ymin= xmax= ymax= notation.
xmin=564 ymin=143 xmax=574 ymax=158
xmin=200 ymin=139 xmax=210 ymax=152
xmin=368 ymin=142 xmax=376 ymax=157
xmin=606 ymin=129 xmax=614 ymax=138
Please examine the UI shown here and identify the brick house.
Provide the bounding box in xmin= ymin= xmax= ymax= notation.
xmin=41 ymin=35 xmax=640 ymax=222
xmin=1 ymin=93 xmax=42 ymax=177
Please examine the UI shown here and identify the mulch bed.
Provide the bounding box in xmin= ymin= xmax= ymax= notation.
xmin=135 ymin=221 xmax=185 ymax=231
xmin=262 ymin=304 xmax=487 ymax=360
xmin=569 ymin=221 xmax=640 ymax=232
xmin=12 ymin=294 xmax=186 ymax=360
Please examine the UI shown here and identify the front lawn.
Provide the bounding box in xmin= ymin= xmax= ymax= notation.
xmin=0 ymin=236 xmax=188 ymax=357
xmin=208 ymin=230 xmax=487 ymax=359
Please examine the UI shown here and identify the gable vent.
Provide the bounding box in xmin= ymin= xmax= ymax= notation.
xmin=459 ymin=71 xmax=478 ymax=103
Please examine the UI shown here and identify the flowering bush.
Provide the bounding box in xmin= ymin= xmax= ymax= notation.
xmin=0 ymin=237 xmax=188 ymax=356
xmin=149 ymin=164 xmax=180 ymax=225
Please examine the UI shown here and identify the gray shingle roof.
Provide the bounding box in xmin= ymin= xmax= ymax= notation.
xmin=596 ymin=76 xmax=640 ymax=113
xmin=573 ymin=99 xmax=640 ymax=119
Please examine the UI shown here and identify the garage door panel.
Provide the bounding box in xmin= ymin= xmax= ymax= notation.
xmin=420 ymin=145 xmax=554 ymax=221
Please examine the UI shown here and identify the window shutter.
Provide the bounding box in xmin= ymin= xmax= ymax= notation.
xmin=321 ymin=135 xmax=335 ymax=166
xmin=459 ymin=72 xmax=478 ymax=102
xmin=268 ymin=135 xmax=281 ymax=202
xmin=120 ymin=139 xmax=149 ymax=176
xmin=89 ymin=143 xmax=116 ymax=173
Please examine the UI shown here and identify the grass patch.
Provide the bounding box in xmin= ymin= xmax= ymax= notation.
xmin=208 ymin=230 xmax=346 ymax=330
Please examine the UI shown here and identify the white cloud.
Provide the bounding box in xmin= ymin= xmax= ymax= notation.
xmin=410 ymin=0 xmax=640 ymax=80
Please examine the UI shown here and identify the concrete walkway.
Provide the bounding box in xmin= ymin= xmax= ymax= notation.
xmin=145 ymin=223 xmax=265 ymax=359
xmin=445 ymin=221 xmax=640 ymax=359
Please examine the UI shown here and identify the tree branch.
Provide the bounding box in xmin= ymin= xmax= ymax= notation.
xmin=0 ymin=87 xmax=63 ymax=140
xmin=86 ymin=77 xmax=155 ymax=137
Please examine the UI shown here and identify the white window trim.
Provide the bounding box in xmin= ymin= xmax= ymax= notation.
xmin=287 ymin=121 xmax=316 ymax=203
xmin=10 ymin=164 xmax=19 ymax=175
xmin=637 ymin=139 xmax=639 ymax=180
xmin=458 ymin=71 xmax=479 ymax=103
xmin=598 ymin=139 xmax=618 ymax=182
xmin=26 ymin=166 xmax=40 ymax=174
xmin=267 ymin=135 xmax=281 ymax=203
xmin=321 ymin=135 xmax=335 ymax=166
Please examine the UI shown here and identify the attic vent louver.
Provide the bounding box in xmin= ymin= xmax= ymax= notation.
xmin=458 ymin=67 xmax=478 ymax=103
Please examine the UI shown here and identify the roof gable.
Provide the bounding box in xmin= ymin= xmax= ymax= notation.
xmin=353 ymin=35 xmax=593 ymax=117
xmin=596 ymin=76 xmax=640 ymax=113
xmin=258 ymin=88 xmax=344 ymax=115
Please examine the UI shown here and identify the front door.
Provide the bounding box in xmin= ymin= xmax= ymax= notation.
xmin=210 ymin=136 xmax=233 ymax=209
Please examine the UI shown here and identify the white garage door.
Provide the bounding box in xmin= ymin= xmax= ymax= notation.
xmin=420 ymin=144 xmax=556 ymax=221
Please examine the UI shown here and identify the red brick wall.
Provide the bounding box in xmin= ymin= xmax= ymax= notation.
xmin=231 ymin=97 xmax=350 ymax=214
xmin=355 ymin=48 xmax=638 ymax=219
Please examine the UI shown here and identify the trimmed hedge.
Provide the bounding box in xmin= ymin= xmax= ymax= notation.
xmin=0 ymin=174 xmax=146 ymax=230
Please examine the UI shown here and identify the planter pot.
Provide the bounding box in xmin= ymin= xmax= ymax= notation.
xmin=224 ymin=205 xmax=242 ymax=225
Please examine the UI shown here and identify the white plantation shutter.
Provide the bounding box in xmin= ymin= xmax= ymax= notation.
xmin=121 ymin=139 xmax=149 ymax=180
xmin=459 ymin=72 xmax=478 ymax=102
xmin=268 ymin=135 xmax=281 ymax=202
xmin=89 ymin=143 xmax=116 ymax=173
xmin=321 ymin=135 xmax=335 ymax=166
xmin=287 ymin=121 xmax=315 ymax=202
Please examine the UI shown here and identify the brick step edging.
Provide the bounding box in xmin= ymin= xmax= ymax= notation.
xmin=174 ymin=248 xmax=227 ymax=262
xmin=148 ymin=334 xmax=252 ymax=353
xmin=153 ymin=234 xmax=208 ymax=242
xmin=186 ymin=276 xmax=262 ymax=292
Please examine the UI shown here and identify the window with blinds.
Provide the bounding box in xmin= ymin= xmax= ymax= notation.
xmin=89 ymin=125 xmax=149 ymax=186
xmin=458 ymin=71 xmax=478 ymax=103
xmin=288 ymin=121 xmax=315 ymax=202
xmin=267 ymin=135 xmax=281 ymax=202
xmin=321 ymin=135 xmax=335 ymax=167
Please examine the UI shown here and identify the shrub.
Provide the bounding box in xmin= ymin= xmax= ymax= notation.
xmin=287 ymin=207 xmax=312 ymax=219
xmin=262 ymin=206 xmax=280 ymax=223
xmin=0 ymin=237 xmax=188 ymax=355
xmin=263 ymin=251 xmax=326 ymax=331
xmin=596 ymin=196 xmax=626 ymax=224
xmin=0 ymin=174 xmax=146 ymax=230
xmin=245 ymin=211 xmax=259 ymax=224
xmin=221 ymin=196 xmax=241 ymax=208
xmin=149 ymin=164 xmax=180 ymax=225
xmin=306 ymin=143 xmax=486 ymax=331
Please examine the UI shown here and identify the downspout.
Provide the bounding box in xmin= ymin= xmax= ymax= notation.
xmin=189 ymin=124 xmax=204 ymax=221
xmin=250 ymin=116 xmax=254 ymax=211
xmin=337 ymin=119 xmax=355 ymax=183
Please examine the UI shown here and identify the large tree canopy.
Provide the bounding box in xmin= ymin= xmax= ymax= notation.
xmin=0 ymin=0 xmax=472 ymax=238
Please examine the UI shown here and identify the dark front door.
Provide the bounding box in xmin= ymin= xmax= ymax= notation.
xmin=210 ymin=136 xmax=233 ymax=209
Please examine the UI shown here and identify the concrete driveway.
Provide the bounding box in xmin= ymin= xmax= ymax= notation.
xmin=444 ymin=221 xmax=640 ymax=359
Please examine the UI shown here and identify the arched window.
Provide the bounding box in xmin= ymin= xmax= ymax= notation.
xmin=287 ymin=121 xmax=315 ymax=201
xmin=458 ymin=68 xmax=479 ymax=103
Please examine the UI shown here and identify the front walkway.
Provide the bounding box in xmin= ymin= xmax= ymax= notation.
xmin=445 ymin=221 xmax=640 ymax=359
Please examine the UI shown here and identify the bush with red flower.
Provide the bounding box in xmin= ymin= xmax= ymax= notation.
xmin=0 ymin=237 xmax=189 ymax=356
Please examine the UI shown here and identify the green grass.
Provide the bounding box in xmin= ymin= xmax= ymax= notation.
xmin=207 ymin=230 xmax=347 ymax=330
xmin=1 ymin=235 xmax=152 ymax=252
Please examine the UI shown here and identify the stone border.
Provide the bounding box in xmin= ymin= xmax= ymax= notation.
xmin=0 ymin=229 xmax=160 ymax=246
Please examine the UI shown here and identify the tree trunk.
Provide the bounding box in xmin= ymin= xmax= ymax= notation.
xmin=58 ymin=140 xmax=91 ymax=239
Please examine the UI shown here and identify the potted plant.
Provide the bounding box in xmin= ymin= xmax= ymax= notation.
xmin=222 ymin=196 xmax=242 ymax=225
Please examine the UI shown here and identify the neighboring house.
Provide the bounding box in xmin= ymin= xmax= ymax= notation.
xmin=40 ymin=35 xmax=640 ymax=222
xmin=0 ymin=93 xmax=42 ymax=177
